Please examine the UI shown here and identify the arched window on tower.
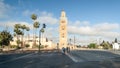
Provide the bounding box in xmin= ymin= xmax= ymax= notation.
xmin=61 ymin=26 xmax=65 ymax=30
xmin=62 ymin=33 xmax=64 ymax=38
xmin=61 ymin=20 xmax=65 ymax=23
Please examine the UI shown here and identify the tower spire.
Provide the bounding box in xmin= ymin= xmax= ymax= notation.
xmin=61 ymin=10 xmax=66 ymax=17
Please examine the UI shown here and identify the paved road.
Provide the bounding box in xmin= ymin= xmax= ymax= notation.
xmin=0 ymin=51 xmax=74 ymax=68
xmin=0 ymin=50 xmax=120 ymax=68
xmin=68 ymin=50 xmax=120 ymax=62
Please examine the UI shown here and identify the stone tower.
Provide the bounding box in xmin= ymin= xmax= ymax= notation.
xmin=59 ymin=10 xmax=67 ymax=49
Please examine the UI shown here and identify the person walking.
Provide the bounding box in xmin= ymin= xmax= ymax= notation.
xmin=62 ymin=47 xmax=65 ymax=55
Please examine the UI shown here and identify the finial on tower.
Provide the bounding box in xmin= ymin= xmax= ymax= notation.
xmin=61 ymin=10 xmax=66 ymax=17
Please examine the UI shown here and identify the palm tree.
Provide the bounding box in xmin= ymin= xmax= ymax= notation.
xmin=40 ymin=28 xmax=44 ymax=33
xmin=14 ymin=24 xmax=23 ymax=47
xmin=0 ymin=32 xmax=3 ymax=47
xmin=26 ymin=27 xmax=30 ymax=31
xmin=26 ymin=27 xmax=30 ymax=43
xmin=21 ymin=25 xmax=30 ymax=48
xmin=31 ymin=14 xmax=37 ymax=20
xmin=34 ymin=21 xmax=40 ymax=38
xmin=31 ymin=14 xmax=40 ymax=46
xmin=21 ymin=25 xmax=27 ymax=48
xmin=40 ymin=24 xmax=46 ymax=46
xmin=40 ymin=28 xmax=44 ymax=44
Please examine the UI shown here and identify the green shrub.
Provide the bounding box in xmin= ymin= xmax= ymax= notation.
xmin=25 ymin=44 xmax=30 ymax=48
xmin=10 ymin=45 xmax=17 ymax=48
xmin=36 ymin=45 xmax=44 ymax=48
xmin=88 ymin=43 xmax=97 ymax=48
xmin=16 ymin=46 xmax=21 ymax=49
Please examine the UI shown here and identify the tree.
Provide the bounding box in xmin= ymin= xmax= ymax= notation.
xmin=14 ymin=24 xmax=30 ymax=48
xmin=40 ymin=28 xmax=44 ymax=33
xmin=0 ymin=32 xmax=2 ymax=46
xmin=100 ymin=40 xmax=111 ymax=49
xmin=33 ymin=21 xmax=40 ymax=28
xmin=26 ymin=27 xmax=30 ymax=42
xmin=26 ymin=27 xmax=30 ymax=31
xmin=31 ymin=14 xmax=40 ymax=46
xmin=31 ymin=14 xmax=37 ymax=20
xmin=14 ymin=24 xmax=23 ymax=38
xmin=14 ymin=24 xmax=23 ymax=47
xmin=21 ymin=25 xmax=26 ymax=47
xmin=0 ymin=30 xmax=13 ymax=47
xmin=33 ymin=21 xmax=40 ymax=38
xmin=88 ymin=43 xmax=97 ymax=48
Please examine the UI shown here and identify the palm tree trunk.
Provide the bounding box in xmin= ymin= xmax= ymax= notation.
xmin=21 ymin=35 xmax=23 ymax=51
xmin=34 ymin=28 xmax=37 ymax=47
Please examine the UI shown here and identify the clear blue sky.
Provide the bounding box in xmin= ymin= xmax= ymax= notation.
xmin=0 ymin=0 xmax=120 ymax=44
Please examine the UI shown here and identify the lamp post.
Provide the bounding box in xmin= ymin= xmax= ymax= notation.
xmin=38 ymin=23 xmax=46 ymax=52
xmin=39 ymin=29 xmax=41 ymax=52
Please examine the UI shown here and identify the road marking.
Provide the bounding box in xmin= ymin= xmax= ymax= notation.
xmin=0 ymin=53 xmax=35 ymax=64
xmin=66 ymin=53 xmax=83 ymax=63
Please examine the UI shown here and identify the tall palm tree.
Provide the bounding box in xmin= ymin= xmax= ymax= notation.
xmin=33 ymin=21 xmax=40 ymax=38
xmin=26 ymin=27 xmax=30 ymax=31
xmin=21 ymin=25 xmax=30 ymax=48
xmin=21 ymin=25 xmax=27 ymax=48
xmin=40 ymin=24 xmax=46 ymax=45
xmin=14 ymin=24 xmax=22 ymax=41
xmin=31 ymin=14 xmax=40 ymax=46
xmin=26 ymin=27 xmax=30 ymax=43
xmin=40 ymin=28 xmax=44 ymax=44
xmin=14 ymin=24 xmax=23 ymax=47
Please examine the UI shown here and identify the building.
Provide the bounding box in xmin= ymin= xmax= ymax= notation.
xmin=112 ymin=38 xmax=120 ymax=50
xmin=59 ymin=10 xmax=68 ymax=49
xmin=10 ymin=36 xmax=54 ymax=49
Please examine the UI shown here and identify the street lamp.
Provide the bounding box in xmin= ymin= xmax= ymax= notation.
xmin=39 ymin=29 xmax=41 ymax=52
xmin=38 ymin=23 xmax=46 ymax=52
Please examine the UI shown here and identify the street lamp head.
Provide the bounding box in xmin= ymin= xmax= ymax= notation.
xmin=43 ymin=24 xmax=46 ymax=28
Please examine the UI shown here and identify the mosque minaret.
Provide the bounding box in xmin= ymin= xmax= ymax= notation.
xmin=59 ymin=10 xmax=68 ymax=49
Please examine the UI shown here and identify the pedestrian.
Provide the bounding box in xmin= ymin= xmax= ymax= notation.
xmin=62 ymin=47 xmax=65 ymax=55
xmin=66 ymin=47 xmax=68 ymax=53
xmin=68 ymin=47 xmax=70 ymax=53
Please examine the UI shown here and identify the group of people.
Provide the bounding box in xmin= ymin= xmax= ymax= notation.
xmin=62 ymin=47 xmax=70 ymax=54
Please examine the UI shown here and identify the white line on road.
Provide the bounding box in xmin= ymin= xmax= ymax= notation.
xmin=0 ymin=53 xmax=35 ymax=64
xmin=66 ymin=53 xmax=83 ymax=63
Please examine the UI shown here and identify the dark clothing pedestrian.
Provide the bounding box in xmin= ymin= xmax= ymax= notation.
xmin=62 ymin=47 xmax=65 ymax=55
xmin=66 ymin=47 xmax=69 ymax=53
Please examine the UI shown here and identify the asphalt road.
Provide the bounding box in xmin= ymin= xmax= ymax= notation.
xmin=68 ymin=50 xmax=120 ymax=68
xmin=0 ymin=51 xmax=74 ymax=68
xmin=69 ymin=50 xmax=120 ymax=62
xmin=0 ymin=50 xmax=120 ymax=68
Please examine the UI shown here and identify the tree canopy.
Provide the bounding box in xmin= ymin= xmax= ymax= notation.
xmin=88 ymin=43 xmax=97 ymax=48
xmin=31 ymin=14 xmax=37 ymax=20
xmin=0 ymin=30 xmax=13 ymax=46
xmin=33 ymin=21 xmax=40 ymax=28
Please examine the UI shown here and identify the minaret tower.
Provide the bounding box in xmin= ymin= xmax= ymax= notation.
xmin=59 ymin=10 xmax=68 ymax=49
